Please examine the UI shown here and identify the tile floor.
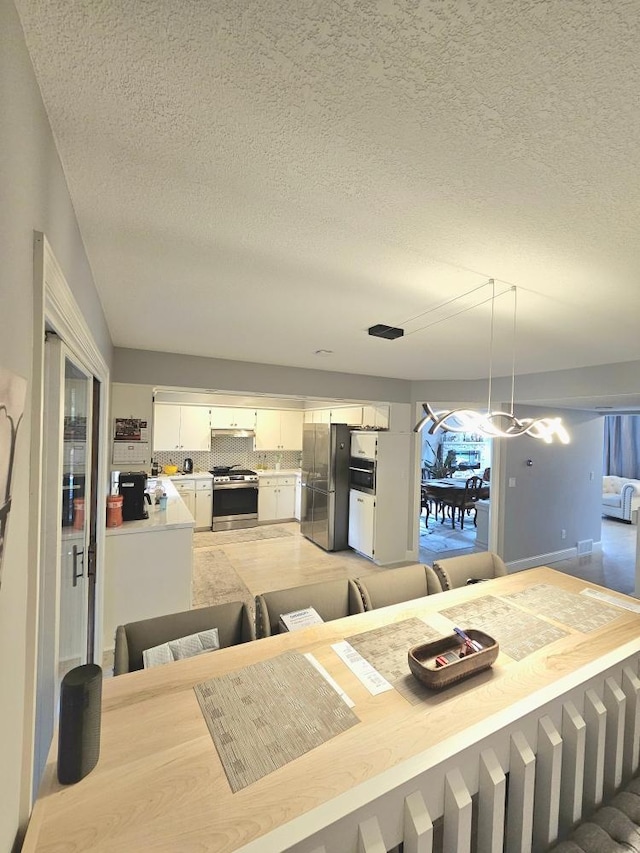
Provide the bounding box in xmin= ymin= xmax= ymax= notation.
xmin=420 ymin=514 xmax=637 ymax=596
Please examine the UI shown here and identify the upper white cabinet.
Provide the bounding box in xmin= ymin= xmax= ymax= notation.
xmin=309 ymin=409 xmax=331 ymax=424
xmin=210 ymin=407 xmax=256 ymax=430
xmin=351 ymin=431 xmax=378 ymax=460
xmin=153 ymin=404 xmax=211 ymax=452
xmin=331 ymin=406 xmax=363 ymax=426
xmin=303 ymin=404 xmax=390 ymax=429
xmin=362 ymin=405 xmax=390 ymax=430
xmin=255 ymin=409 xmax=303 ymax=451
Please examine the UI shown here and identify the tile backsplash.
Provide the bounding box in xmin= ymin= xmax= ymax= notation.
xmin=154 ymin=437 xmax=301 ymax=472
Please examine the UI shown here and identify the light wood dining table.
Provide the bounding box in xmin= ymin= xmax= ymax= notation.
xmin=22 ymin=567 xmax=640 ymax=853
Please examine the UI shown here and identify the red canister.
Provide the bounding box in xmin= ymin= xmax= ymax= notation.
xmin=73 ymin=498 xmax=85 ymax=530
xmin=106 ymin=495 xmax=123 ymax=528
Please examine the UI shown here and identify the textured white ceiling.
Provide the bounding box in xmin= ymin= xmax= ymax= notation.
xmin=15 ymin=0 xmax=640 ymax=385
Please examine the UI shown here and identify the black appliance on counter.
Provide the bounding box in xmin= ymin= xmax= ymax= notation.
xmin=118 ymin=471 xmax=151 ymax=521
xmin=62 ymin=473 xmax=85 ymax=527
xmin=183 ymin=457 xmax=194 ymax=474
xmin=209 ymin=467 xmax=259 ymax=531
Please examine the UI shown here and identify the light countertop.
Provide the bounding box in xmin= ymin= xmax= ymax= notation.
xmin=167 ymin=472 xmax=213 ymax=481
xmin=105 ymin=477 xmax=195 ymax=536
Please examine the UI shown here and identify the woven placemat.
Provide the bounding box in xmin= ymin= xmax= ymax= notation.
xmin=194 ymin=651 xmax=359 ymax=792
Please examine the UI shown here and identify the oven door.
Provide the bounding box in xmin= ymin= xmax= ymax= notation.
xmin=212 ymin=483 xmax=259 ymax=531
xmin=349 ymin=458 xmax=376 ymax=495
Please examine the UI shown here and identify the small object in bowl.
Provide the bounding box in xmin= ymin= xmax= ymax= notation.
xmin=408 ymin=629 xmax=498 ymax=690
xmin=163 ymin=464 xmax=178 ymax=475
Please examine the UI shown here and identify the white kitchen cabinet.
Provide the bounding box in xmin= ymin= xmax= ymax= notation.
xmin=305 ymin=408 xmax=331 ymax=423
xmin=348 ymin=489 xmax=375 ymax=559
xmin=172 ymin=478 xmax=195 ymax=516
xmin=255 ymin=409 xmax=303 ymax=451
xmin=258 ymin=476 xmax=296 ymax=522
xmin=153 ymin=404 xmax=182 ymax=451
xmin=194 ymin=479 xmax=213 ymax=531
xmin=351 ymin=431 xmax=378 ymax=460
xmin=331 ymin=406 xmax=363 ymax=426
xmin=210 ymin=407 xmax=256 ymax=430
xmin=348 ymin=431 xmax=412 ymax=565
xmin=362 ymin=404 xmax=390 ymax=430
xmin=153 ymin=404 xmax=210 ymax=452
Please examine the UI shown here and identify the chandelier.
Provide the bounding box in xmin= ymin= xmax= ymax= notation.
xmin=412 ymin=280 xmax=570 ymax=444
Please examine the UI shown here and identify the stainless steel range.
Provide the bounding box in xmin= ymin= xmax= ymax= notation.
xmin=210 ymin=467 xmax=259 ymax=531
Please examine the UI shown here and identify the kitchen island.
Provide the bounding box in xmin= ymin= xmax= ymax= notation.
xmin=102 ymin=477 xmax=195 ymax=654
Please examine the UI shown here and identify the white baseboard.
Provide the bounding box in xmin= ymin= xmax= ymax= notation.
xmin=506 ymin=540 xmax=603 ymax=573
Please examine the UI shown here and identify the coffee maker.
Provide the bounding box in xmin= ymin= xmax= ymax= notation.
xmin=118 ymin=471 xmax=151 ymax=521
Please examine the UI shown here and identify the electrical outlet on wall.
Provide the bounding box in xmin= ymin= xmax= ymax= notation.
xmin=561 ymin=529 xmax=567 ymax=540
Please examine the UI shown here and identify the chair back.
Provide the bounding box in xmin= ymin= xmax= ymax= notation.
xmin=114 ymin=600 xmax=255 ymax=675
xmin=432 ymin=551 xmax=507 ymax=591
xmin=255 ymin=578 xmax=364 ymax=638
xmin=354 ymin=564 xmax=443 ymax=611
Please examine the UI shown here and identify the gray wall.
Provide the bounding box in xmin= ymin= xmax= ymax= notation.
xmin=113 ymin=347 xmax=412 ymax=403
xmin=1 ymin=2 xmax=112 ymax=847
xmin=497 ymin=406 xmax=604 ymax=564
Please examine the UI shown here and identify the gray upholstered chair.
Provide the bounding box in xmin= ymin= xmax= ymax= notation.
xmin=432 ymin=551 xmax=507 ymax=591
xmin=255 ymin=578 xmax=365 ymax=639
xmin=353 ymin=563 xmax=442 ymax=611
xmin=114 ymin=600 xmax=255 ymax=675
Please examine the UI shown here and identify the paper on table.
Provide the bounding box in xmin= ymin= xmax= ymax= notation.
xmin=582 ymin=588 xmax=640 ymax=613
xmin=332 ymin=640 xmax=394 ymax=695
xmin=304 ymin=653 xmax=355 ymax=707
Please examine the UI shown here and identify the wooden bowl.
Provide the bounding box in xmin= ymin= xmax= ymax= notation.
xmin=408 ymin=629 xmax=498 ymax=690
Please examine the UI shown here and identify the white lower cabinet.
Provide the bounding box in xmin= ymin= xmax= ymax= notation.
xmin=259 ymin=476 xmax=296 ymax=522
xmin=348 ymin=489 xmax=375 ymax=559
xmin=194 ymin=480 xmax=213 ymax=531
xmin=171 ymin=477 xmax=212 ymax=530
xmin=172 ymin=479 xmax=195 ymax=516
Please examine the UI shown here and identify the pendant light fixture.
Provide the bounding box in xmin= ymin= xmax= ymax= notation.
xmin=413 ymin=280 xmax=570 ymax=444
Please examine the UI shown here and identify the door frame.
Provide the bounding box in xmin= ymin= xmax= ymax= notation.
xmin=21 ymin=233 xmax=110 ymax=817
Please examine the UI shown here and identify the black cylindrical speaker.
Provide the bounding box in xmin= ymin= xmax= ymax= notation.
xmin=57 ymin=663 xmax=102 ymax=784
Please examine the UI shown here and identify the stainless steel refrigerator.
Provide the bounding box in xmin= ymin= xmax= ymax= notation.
xmin=301 ymin=423 xmax=351 ymax=551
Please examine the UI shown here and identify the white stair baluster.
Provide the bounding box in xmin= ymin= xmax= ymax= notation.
xmin=506 ymin=730 xmax=535 ymax=853
xmin=358 ymin=816 xmax=386 ymax=853
xmin=403 ymin=790 xmax=433 ymax=853
xmin=622 ymin=665 xmax=640 ymax=782
xmin=533 ymin=716 xmax=562 ymax=852
xmin=583 ymin=688 xmax=606 ymax=813
xmin=559 ymin=701 xmax=586 ymax=834
xmin=603 ymin=676 xmax=626 ymax=801
xmin=443 ymin=768 xmax=472 ymax=853
xmin=478 ymin=748 xmax=506 ymax=853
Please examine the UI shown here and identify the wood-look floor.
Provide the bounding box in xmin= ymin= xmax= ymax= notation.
xmin=207 ymin=521 xmax=388 ymax=597
xmin=222 ymin=517 xmax=637 ymax=598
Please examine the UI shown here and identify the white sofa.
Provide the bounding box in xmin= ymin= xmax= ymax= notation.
xmin=602 ymin=475 xmax=640 ymax=523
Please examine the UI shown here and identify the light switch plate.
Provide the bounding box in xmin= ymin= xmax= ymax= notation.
xmin=508 ymin=477 xmax=516 ymax=487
